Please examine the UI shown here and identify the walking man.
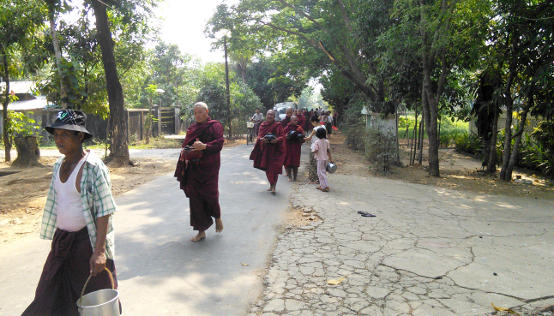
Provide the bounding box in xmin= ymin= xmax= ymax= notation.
xmin=250 ymin=109 xmax=286 ymax=193
xmin=23 ymin=109 xmax=119 ymax=316
xmin=250 ymin=108 xmax=264 ymax=137
xmin=175 ymin=102 xmax=224 ymax=242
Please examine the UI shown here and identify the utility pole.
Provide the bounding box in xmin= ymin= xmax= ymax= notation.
xmin=224 ymin=35 xmax=232 ymax=139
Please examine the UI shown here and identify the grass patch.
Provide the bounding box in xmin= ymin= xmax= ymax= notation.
xmin=398 ymin=113 xmax=469 ymax=147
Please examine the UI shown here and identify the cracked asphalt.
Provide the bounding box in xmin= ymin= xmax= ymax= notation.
xmin=248 ymin=160 xmax=554 ymax=315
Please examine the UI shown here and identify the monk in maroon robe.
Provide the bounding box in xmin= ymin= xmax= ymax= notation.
xmin=284 ymin=115 xmax=305 ymax=181
xmin=280 ymin=107 xmax=293 ymax=127
xmin=249 ymin=110 xmax=286 ymax=193
xmin=295 ymin=109 xmax=305 ymax=129
xmin=175 ymin=102 xmax=224 ymax=242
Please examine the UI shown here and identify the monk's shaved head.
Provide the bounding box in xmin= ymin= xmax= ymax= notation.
xmin=194 ymin=102 xmax=209 ymax=111
xmin=266 ymin=109 xmax=276 ymax=122
xmin=290 ymin=115 xmax=298 ymax=125
xmin=194 ymin=102 xmax=209 ymax=123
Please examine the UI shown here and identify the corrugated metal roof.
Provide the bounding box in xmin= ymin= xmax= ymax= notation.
xmin=8 ymin=96 xmax=49 ymax=111
xmin=0 ymin=80 xmax=35 ymax=94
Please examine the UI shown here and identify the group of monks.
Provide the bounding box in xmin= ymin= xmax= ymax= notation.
xmin=176 ymin=105 xmax=314 ymax=242
xmin=249 ymin=108 xmax=307 ymax=193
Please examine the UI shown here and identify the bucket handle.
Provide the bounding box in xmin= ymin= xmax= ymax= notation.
xmin=79 ymin=267 xmax=115 ymax=305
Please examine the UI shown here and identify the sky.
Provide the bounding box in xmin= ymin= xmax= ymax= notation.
xmin=153 ymin=0 xmax=240 ymax=63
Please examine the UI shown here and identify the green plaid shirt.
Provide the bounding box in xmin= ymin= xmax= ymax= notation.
xmin=40 ymin=151 xmax=117 ymax=259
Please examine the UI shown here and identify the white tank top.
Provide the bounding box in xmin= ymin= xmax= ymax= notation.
xmin=54 ymin=153 xmax=88 ymax=231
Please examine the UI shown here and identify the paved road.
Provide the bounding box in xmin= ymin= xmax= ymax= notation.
xmin=0 ymin=145 xmax=291 ymax=315
xmin=249 ymin=149 xmax=554 ymax=315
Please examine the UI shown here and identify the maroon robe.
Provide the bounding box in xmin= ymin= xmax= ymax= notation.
xmin=284 ymin=124 xmax=304 ymax=168
xmin=296 ymin=114 xmax=306 ymax=129
xmin=280 ymin=116 xmax=291 ymax=128
xmin=23 ymin=228 xmax=118 ymax=316
xmin=249 ymin=121 xmax=286 ymax=185
xmin=175 ymin=118 xmax=224 ymax=231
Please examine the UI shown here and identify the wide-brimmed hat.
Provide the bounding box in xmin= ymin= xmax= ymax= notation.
xmin=45 ymin=109 xmax=93 ymax=140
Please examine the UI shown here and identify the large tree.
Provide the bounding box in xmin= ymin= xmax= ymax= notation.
xmin=212 ymin=0 xmax=394 ymax=112
xmin=0 ymin=0 xmax=45 ymax=162
xmin=90 ymin=0 xmax=128 ymax=165
xmin=494 ymin=0 xmax=553 ymax=181
xmin=386 ymin=0 xmax=491 ymax=176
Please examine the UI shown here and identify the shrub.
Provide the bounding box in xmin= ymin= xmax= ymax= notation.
xmin=455 ymin=132 xmax=482 ymax=157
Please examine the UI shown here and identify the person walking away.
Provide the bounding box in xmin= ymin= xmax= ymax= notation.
xmin=325 ymin=111 xmax=333 ymax=138
xmin=23 ymin=110 xmax=120 ymax=316
xmin=283 ymin=115 xmax=305 ymax=181
xmin=312 ymin=127 xmax=333 ymax=192
xmin=174 ymin=102 xmax=224 ymax=242
xmin=249 ymin=110 xmax=286 ymax=193
xmin=304 ymin=116 xmax=326 ymax=182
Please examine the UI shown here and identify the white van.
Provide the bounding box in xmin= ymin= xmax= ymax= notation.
xmin=273 ymin=102 xmax=295 ymax=121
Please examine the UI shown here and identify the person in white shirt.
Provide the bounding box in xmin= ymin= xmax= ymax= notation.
xmin=250 ymin=108 xmax=264 ymax=136
xmin=304 ymin=116 xmax=326 ymax=182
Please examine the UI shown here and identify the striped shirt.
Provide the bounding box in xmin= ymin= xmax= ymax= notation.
xmin=40 ymin=151 xmax=117 ymax=259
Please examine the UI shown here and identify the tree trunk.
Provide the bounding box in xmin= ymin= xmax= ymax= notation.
xmin=12 ymin=136 xmax=40 ymax=168
xmin=2 ymin=53 xmax=11 ymax=162
xmin=486 ymin=105 xmax=499 ymax=173
xmin=437 ymin=117 xmax=441 ymax=147
xmin=422 ymin=72 xmax=440 ymax=177
xmin=503 ymin=96 xmax=532 ymax=180
xmin=499 ymin=92 xmax=514 ymax=181
xmin=417 ymin=114 xmax=425 ymax=166
xmin=395 ymin=108 xmax=400 ymax=164
xmin=499 ymin=56 xmax=517 ymax=181
xmin=410 ymin=110 xmax=418 ymax=165
xmin=91 ymin=0 xmax=129 ymax=166
xmin=47 ymin=7 xmax=68 ymax=108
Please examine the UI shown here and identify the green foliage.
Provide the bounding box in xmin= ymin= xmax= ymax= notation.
xmin=8 ymin=111 xmax=41 ymax=138
xmin=35 ymin=0 xmax=157 ymax=117
xmin=242 ymin=57 xmax=307 ymax=110
xmin=521 ymin=121 xmax=554 ymax=179
xmin=399 ymin=113 xmax=469 ymax=147
xmin=195 ymin=63 xmax=261 ymax=137
xmin=455 ymin=133 xmax=482 ymax=157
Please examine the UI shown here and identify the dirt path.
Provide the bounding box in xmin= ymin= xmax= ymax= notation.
xmin=0 ymin=156 xmax=175 ymax=244
xmin=328 ymin=133 xmax=553 ymax=200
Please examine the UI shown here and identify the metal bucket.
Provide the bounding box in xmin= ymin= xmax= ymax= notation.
xmin=77 ymin=268 xmax=120 ymax=316
xmin=326 ymin=162 xmax=337 ymax=174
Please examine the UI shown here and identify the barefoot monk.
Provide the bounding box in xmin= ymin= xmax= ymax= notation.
xmin=283 ymin=115 xmax=305 ymax=181
xmin=175 ymin=102 xmax=224 ymax=242
xmin=249 ymin=109 xmax=286 ymax=193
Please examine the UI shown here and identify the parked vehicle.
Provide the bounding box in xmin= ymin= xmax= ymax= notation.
xmin=273 ymin=102 xmax=295 ymax=121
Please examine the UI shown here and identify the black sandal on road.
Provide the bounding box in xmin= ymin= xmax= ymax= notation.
xmin=358 ymin=211 xmax=376 ymax=217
